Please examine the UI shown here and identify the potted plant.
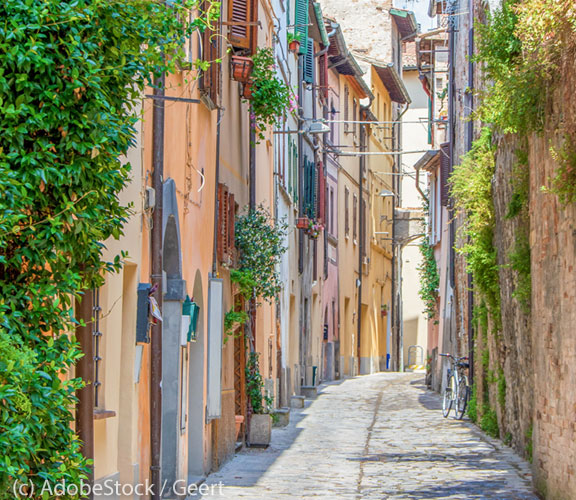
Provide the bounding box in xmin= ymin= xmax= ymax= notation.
xmin=246 ymin=352 xmax=273 ymax=447
xmin=305 ymin=218 xmax=323 ymax=239
xmin=381 ymin=304 xmax=389 ymax=317
xmin=287 ymin=32 xmax=302 ymax=53
xmin=296 ymin=216 xmax=310 ymax=229
xmin=242 ymin=48 xmax=291 ymax=141
xmin=231 ymin=54 xmax=254 ymax=83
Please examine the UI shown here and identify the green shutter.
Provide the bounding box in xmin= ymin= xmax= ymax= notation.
xmin=303 ymin=38 xmax=314 ymax=84
xmin=295 ymin=0 xmax=309 ymax=55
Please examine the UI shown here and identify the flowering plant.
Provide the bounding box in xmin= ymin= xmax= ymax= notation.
xmin=305 ymin=219 xmax=324 ymax=239
xmin=244 ymin=47 xmax=292 ymax=140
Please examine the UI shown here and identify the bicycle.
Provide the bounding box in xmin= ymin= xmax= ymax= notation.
xmin=439 ymin=353 xmax=470 ymax=419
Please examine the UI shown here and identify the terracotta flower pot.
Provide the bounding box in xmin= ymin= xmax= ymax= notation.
xmin=242 ymin=81 xmax=254 ymax=99
xmin=235 ymin=415 xmax=245 ymax=441
xmin=231 ymin=55 xmax=254 ymax=83
xmin=288 ymin=40 xmax=300 ymax=53
xmin=296 ymin=217 xmax=309 ymax=229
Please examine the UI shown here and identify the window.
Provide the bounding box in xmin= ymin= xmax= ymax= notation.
xmin=352 ymin=98 xmax=358 ymax=138
xmin=330 ymin=187 xmax=334 ymax=235
xmin=228 ymin=0 xmax=258 ymax=54
xmin=217 ymin=184 xmax=236 ymax=265
xmin=200 ymin=2 xmax=222 ymax=107
xmin=353 ymin=194 xmax=358 ymax=242
xmin=344 ymin=85 xmax=349 ymax=133
xmin=344 ymin=187 xmax=350 ymax=236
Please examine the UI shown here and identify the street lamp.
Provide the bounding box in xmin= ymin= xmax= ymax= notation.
xmin=379 ymin=189 xmax=396 ymax=197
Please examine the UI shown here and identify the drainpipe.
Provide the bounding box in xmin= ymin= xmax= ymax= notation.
xmin=356 ymin=101 xmax=372 ymax=374
xmin=213 ymin=108 xmax=222 ymax=276
xmin=75 ymin=289 xmax=94 ymax=499
xmin=467 ymin=0 xmax=475 ymax=382
xmin=390 ymin=102 xmax=409 ymax=372
xmin=150 ymin=71 xmax=165 ymax=500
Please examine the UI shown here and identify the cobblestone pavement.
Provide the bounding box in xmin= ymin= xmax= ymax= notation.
xmin=191 ymin=373 xmax=537 ymax=500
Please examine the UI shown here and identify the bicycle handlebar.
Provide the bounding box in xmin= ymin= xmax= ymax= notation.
xmin=439 ymin=353 xmax=469 ymax=361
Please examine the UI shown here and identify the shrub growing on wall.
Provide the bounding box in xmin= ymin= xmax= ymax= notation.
xmin=0 ymin=0 xmax=215 ymax=496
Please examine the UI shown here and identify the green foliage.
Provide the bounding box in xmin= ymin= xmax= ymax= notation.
xmin=474 ymin=0 xmax=545 ymax=134
xmin=525 ymin=425 xmax=533 ymax=463
xmin=234 ymin=205 xmax=288 ymax=303
xmin=475 ymin=0 xmax=576 ymax=203
xmin=223 ymin=309 xmax=249 ymax=342
xmin=450 ymin=128 xmax=501 ymax=327
xmin=417 ymin=240 xmax=440 ymax=320
xmin=550 ymin=135 xmax=576 ymax=205
xmin=467 ymin=384 xmax=478 ymax=423
xmin=245 ymin=352 xmax=273 ymax=414
xmin=497 ymin=368 xmax=506 ymax=410
xmin=230 ymin=268 xmax=258 ymax=299
xmin=480 ymin=405 xmax=499 ymax=438
xmin=287 ymin=32 xmax=303 ymax=44
xmin=0 ymin=0 xmax=214 ymax=495
xmin=246 ymin=48 xmax=291 ymax=141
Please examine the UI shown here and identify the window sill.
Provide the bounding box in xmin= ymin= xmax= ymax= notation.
xmin=94 ymin=409 xmax=117 ymax=420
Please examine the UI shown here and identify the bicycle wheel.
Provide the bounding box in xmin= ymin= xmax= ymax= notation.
xmin=455 ymin=375 xmax=469 ymax=420
xmin=442 ymin=376 xmax=455 ymax=418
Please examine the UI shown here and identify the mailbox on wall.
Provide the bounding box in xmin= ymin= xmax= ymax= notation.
xmin=136 ymin=283 xmax=152 ymax=344
xmin=181 ymin=295 xmax=200 ymax=345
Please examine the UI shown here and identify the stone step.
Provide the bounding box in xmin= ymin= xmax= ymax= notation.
xmin=290 ymin=395 xmax=305 ymax=408
xmin=301 ymin=386 xmax=318 ymax=399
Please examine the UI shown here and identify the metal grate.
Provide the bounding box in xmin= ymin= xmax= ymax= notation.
xmin=93 ymin=288 xmax=103 ymax=408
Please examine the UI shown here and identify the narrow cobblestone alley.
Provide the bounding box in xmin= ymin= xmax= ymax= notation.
xmin=192 ymin=373 xmax=537 ymax=500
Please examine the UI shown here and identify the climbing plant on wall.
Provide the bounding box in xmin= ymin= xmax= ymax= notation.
xmin=0 ymin=0 xmax=217 ymax=496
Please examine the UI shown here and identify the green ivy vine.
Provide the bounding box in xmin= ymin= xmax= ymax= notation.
xmin=245 ymin=352 xmax=273 ymax=414
xmin=417 ymin=239 xmax=440 ymax=321
xmin=0 ymin=0 xmax=215 ymax=496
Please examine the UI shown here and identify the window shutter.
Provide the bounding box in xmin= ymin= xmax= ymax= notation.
xmin=318 ymin=53 xmax=328 ymax=101
xmin=344 ymin=85 xmax=349 ymax=132
xmin=317 ymin=162 xmax=325 ymax=223
xmin=200 ymin=4 xmax=222 ymax=105
xmin=303 ymin=38 xmax=314 ymax=84
xmin=217 ymin=184 xmax=225 ymax=262
xmin=345 ymin=187 xmax=350 ymax=235
xmin=228 ymin=192 xmax=236 ymax=258
xmin=221 ymin=186 xmax=229 ymax=258
xmin=440 ymin=142 xmax=451 ymax=206
xmin=295 ymin=0 xmax=309 ymax=55
xmin=228 ymin=0 xmax=258 ymax=53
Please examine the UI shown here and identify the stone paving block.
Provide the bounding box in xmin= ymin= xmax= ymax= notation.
xmin=289 ymin=395 xmax=305 ymax=408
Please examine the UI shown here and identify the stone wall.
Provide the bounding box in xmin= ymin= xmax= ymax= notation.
xmin=529 ymin=127 xmax=576 ymax=499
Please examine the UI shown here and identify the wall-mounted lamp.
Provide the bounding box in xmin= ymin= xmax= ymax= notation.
xmin=379 ymin=189 xmax=397 ymax=197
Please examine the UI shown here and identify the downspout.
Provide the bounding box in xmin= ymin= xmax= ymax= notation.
xmin=150 ymin=71 xmax=165 ymax=500
xmin=466 ymin=0 xmax=475 ymax=382
xmin=390 ymin=102 xmax=409 ymax=372
xmin=357 ymin=100 xmax=372 ymax=373
xmin=213 ymin=108 xmax=222 ymax=276
xmin=298 ymin=54 xmax=304 ymax=274
xmin=75 ymin=289 xmax=94 ymax=498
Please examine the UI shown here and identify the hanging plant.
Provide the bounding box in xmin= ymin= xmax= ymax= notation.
xmin=245 ymin=352 xmax=273 ymax=414
xmin=242 ymin=47 xmax=292 ymax=141
xmin=287 ymin=32 xmax=302 ymax=53
xmin=305 ymin=218 xmax=324 ymax=239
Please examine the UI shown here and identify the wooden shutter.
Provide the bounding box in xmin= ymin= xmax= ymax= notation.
xmin=440 ymin=142 xmax=451 ymax=206
xmin=228 ymin=0 xmax=258 ymax=53
xmin=345 ymin=187 xmax=349 ymax=236
xmin=201 ymin=4 xmax=222 ymax=105
xmin=303 ymin=38 xmax=314 ymax=84
xmin=228 ymin=192 xmax=236 ymax=260
xmin=295 ymin=0 xmax=309 ymax=55
xmin=217 ymin=183 xmax=225 ymax=262
xmin=317 ymin=162 xmax=325 ymax=223
xmin=353 ymin=194 xmax=357 ymax=240
xmin=344 ymin=85 xmax=349 ymax=132
xmin=318 ymin=53 xmax=328 ymax=102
